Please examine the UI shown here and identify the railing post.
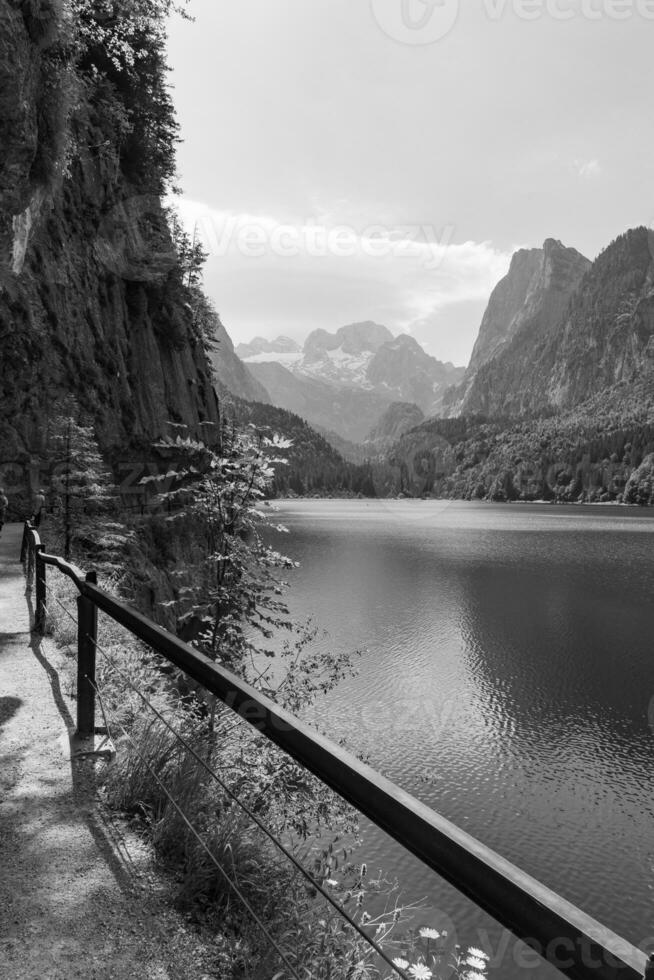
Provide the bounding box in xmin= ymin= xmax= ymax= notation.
xmin=27 ymin=531 xmax=37 ymax=593
xmin=20 ymin=521 xmax=30 ymax=564
xmin=34 ymin=545 xmax=46 ymax=634
xmin=76 ymin=571 xmax=98 ymax=739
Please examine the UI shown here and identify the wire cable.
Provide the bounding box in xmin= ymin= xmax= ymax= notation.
xmin=88 ymin=634 xmax=411 ymax=980
xmin=88 ymin=675 xmax=304 ymax=980
xmin=43 ymin=582 xmax=78 ymax=627
xmin=35 ymin=563 xmax=409 ymax=977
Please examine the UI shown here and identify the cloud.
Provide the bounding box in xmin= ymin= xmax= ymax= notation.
xmin=170 ymin=196 xmax=513 ymax=362
xmin=575 ymin=158 xmax=602 ymax=179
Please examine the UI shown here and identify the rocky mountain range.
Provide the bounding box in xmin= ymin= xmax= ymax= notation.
xmin=386 ymin=227 xmax=654 ymax=503
xmin=236 ymin=335 xmax=301 ymax=359
xmin=443 ymin=230 xmax=654 ymax=420
xmin=445 ymin=238 xmax=592 ymax=416
xmin=237 ymin=321 xmax=464 ymax=443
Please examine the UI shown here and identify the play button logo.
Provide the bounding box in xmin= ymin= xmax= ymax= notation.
xmin=371 ymin=0 xmax=460 ymax=44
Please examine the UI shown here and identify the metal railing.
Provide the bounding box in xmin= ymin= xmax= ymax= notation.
xmin=19 ymin=522 xmax=651 ymax=980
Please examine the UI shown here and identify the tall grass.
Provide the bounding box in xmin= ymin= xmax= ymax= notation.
xmin=40 ymin=565 xmax=487 ymax=980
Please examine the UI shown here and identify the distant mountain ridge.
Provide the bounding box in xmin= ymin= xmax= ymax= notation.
xmin=241 ymin=320 xmax=464 ymax=442
xmin=236 ymin=335 xmax=301 ymax=359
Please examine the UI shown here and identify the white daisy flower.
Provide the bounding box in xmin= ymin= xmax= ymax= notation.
xmin=467 ymin=948 xmax=490 ymax=961
xmin=419 ymin=927 xmax=441 ymax=940
xmin=465 ymin=955 xmax=488 ymax=970
xmin=392 ymin=958 xmax=410 ymax=970
xmin=409 ymin=965 xmax=433 ymax=980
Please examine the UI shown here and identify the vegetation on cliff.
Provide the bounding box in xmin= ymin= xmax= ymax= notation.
xmin=0 ymin=0 xmax=220 ymax=503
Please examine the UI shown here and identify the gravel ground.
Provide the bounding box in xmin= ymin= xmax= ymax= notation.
xmin=0 ymin=525 xmax=232 ymax=980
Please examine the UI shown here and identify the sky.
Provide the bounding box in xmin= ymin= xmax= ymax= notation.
xmin=166 ymin=0 xmax=654 ymax=366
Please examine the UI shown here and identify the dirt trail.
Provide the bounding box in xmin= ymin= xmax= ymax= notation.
xmin=0 ymin=524 xmax=225 ymax=979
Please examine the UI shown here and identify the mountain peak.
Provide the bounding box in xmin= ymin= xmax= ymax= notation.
xmin=304 ymin=321 xmax=394 ymax=360
xmin=236 ymin=335 xmax=301 ymax=359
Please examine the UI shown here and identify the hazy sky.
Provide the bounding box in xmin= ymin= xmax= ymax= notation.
xmin=167 ymin=0 xmax=654 ymax=366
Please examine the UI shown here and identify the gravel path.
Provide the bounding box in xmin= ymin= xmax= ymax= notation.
xmin=0 ymin=525 xmax=228 ymax=980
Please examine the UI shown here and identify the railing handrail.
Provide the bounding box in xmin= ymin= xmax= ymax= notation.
xmin=20 ymin=522 xmax=648 ymax=980
xmin=41 ymin=551 xmax=86 ymax=587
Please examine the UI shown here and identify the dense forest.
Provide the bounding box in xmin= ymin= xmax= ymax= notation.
xmin=387 ymin=378 xmax=654 ymax=503
xmin=217 ymin=386 xmax=377 ymax=497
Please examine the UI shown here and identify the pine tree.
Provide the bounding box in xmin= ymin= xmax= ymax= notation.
xmin=45 ymin=398 xmax=120 ymax=560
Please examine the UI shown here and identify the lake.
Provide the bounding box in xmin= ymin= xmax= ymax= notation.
xmin=270 ymin=499 xmax=654 ymax=977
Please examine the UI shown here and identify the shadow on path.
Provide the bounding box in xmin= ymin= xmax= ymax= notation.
xmin=0 ymin=696 xmax=22 ymax=729
xmin=25 ymin=601 xmax=144 ymax=898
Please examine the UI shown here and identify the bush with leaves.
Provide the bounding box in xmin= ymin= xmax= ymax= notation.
xmin=142 ymin=420 xmax=299 ymax=668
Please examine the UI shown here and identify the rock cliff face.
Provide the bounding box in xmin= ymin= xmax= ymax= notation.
xmin=210 ymin=319 xmax=270 ymax=404
xmin=467 ymin=247 xmax=544 ymax=375
xmin=366 ymin=334 xmax=463 ymax=413
xmin=382 ymin=227 xmax=654 ymax=503
xmin=451 ymin=239 xmax=591 ymax=416
xmin=457 ymin=229 xmax=654 ymax=418
xmin=0 ymin=1 xmax=220 ymax=491
xmin=536 ymin=227 xmax=654 ymax=411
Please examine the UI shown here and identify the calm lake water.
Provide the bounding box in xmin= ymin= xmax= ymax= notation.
xmin=270 ymin=500 xmax=654 ymax=977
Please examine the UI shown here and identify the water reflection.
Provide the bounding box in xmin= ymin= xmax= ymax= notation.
xmin=270 ymin=500 xmax=654 ymax=972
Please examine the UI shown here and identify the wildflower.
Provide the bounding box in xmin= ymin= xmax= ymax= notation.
xmin=467 ymin=948 xmax=489 ymax=961
xmin=419 ymin=927 xmax=441 ymax=940
xmin=465 ymin=955 xmax=488 ymax=971
xmin=325 ymin=879 xmax=338 ymax=887
xmin=409 ymin=965 xmax=433 ymax=980
xmin=361 ymin=911 xmax=371 ymax=925
xmin=392 ymin=959 xmax=410 ymax=971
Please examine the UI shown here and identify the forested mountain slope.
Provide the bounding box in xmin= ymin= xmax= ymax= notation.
xmin=216 ymin=382 xmax=376 ymax=496
xmin=387 ymin=229 xmax=654 ymax=503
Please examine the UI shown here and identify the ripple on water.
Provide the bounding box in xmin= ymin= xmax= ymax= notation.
xmin=272 ymin=501 xmax=654 ymax=968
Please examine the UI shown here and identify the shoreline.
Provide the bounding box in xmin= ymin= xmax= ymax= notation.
xmin=272 ymin=495 xmax=651 ymax=509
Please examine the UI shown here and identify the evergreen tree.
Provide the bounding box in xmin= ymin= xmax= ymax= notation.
xmin=45 ymin=398 xmax=120 ymax=561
